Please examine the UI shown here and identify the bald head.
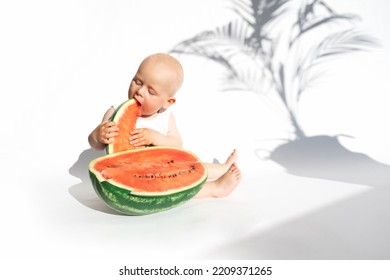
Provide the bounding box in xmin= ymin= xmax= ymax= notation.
xmin=138 ymin=53 xmax=184 ymax=96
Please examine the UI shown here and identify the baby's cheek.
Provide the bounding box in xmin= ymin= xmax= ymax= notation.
xmin=128 ymin=86 xmax=136 ymax=99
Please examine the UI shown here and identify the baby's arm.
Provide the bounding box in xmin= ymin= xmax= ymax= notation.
xmin=88 ymin=107 xmax=118 ymax=150
xmin=129 ymin=113 xmax=183 ymax=148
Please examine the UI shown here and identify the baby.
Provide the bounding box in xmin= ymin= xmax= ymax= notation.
xmin=88 ymin=53 xmax=241 ymax=198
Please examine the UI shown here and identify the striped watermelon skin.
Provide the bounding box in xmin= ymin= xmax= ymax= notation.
xmin=89 ymin=146 xmax=207 ymax=215
xmin=89 ymin=173 xmax=205 ymax=215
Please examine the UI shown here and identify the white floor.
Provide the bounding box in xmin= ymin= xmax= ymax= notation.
xmin=2 ymin=139 xmax=389 ymax=259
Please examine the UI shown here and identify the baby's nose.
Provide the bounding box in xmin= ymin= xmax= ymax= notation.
xmin=136 ymin=85 xmax=147 ymax=97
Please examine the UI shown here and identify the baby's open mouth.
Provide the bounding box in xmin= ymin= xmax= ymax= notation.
xmin=134 ymin=98 xmax=142 ymax=107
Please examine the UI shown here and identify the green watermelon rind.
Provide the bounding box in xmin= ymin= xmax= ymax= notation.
xmin=89 ymin=146 xmax=208 ymax=215
xmin=89 ymin=172 xmax=206 ymax=215
xmin=105 ymin=98 xmax=138 ymax=155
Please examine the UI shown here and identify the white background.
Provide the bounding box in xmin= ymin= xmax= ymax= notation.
xmin=1 ymin=0 xmax=390 ymax=279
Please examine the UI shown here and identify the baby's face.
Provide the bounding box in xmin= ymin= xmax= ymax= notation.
xmin=128 ymin=60 xmax=177 ymax=117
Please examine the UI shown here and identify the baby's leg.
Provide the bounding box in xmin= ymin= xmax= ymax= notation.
xmin=195 ymin=163 xmax=241 ymax=198
xmin=204 ymin=149 xmax=238 ymax=180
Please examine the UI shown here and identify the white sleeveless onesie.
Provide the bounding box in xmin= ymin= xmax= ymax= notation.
xmin=136 ymin=109 xmax=170 ymax=135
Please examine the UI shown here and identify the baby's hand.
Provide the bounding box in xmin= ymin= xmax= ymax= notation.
xmin=129 ymin=128 xmax=156 ymax=148
xmin=97 ymin=121 xmax=119 ymax=144
xmin=88 ymin=106 xmax=118 ymax=150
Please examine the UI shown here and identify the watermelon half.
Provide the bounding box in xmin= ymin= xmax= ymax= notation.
xmin=89 ymin=146 xmax=208 ymax=215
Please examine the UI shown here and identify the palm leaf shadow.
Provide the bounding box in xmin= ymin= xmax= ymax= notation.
xmin=170 ymin=0 xmax=387 ymax=188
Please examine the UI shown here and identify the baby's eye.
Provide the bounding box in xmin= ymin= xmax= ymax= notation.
xmin=149 ymin=89 xmax=157 ymax=95
xmin=134 ymin=79 xmax=142 ymax=85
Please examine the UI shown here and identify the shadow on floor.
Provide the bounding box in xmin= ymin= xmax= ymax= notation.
xmin=202 ymin=186 xmax=390 ymax=259
xmin=204 ymin=135 xmax=390 ymax=259
xmin=267 ymin=135 xmax=390 ymax=188
xmin=68 ymin=148 xmax=125 ymax=215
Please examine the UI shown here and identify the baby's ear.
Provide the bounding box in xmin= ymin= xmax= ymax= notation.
xmin=163 ymin=97 xmax=176 ymax=109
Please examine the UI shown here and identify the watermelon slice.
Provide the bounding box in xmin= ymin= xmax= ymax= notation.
xmin=106 ymin=98 xmax=141 ymax=154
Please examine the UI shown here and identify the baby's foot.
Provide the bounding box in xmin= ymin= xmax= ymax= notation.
xmin=213 ymin=163 xmax=241 ymax=198
xmin=221 ymin=149 xmax=238 ymax=174
xmin=225 ymin=149 xmax=238 ymax=166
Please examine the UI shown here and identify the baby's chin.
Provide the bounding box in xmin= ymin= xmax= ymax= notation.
xmin=140 ymin=110 xmax=159 ymax=118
